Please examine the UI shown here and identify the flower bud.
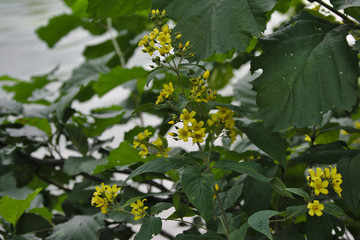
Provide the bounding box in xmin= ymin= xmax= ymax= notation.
xmin=175 ymin=34 xmax=182 ymax=40
xmin=162 ymin=10 xmax=166 ymax=15
xmin=179 ymin=43 xmax=183 ymax=49
xmin=152 ymin=9 xmax=156 ymax=15
xmin=185 ymin=41 xmax=190 ymax=48
xmin=203 ymin=70 xmax=210 ymax=80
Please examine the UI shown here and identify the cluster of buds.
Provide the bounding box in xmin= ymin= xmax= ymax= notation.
xmin=207 ymin=107 xmax=237 ymax=143
xmin=306 ymin=166 xmax=343 ymax=217
xmin=189 ymin=70 xmax=217 ymax=103
xmin=133 ymin=130 xmax=171 ymax=158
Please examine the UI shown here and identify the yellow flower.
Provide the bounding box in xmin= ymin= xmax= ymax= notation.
xmin=192 ymin=128 xmax=206 ymax=143
xmin=180 ymin=109 xmax=196 ymax=126
xmin=307 ymin=167 xmax=324 ymax=181
xmin=157 ymin=31 xmax=172 ymax=46
xmin=130 ymin=199 xmax=148 ymax=221
xmin=163 ymin=82 xmax=174 ymax=97
xmin=178 ymin=125 xmax=191 ymax=142
xmin=139 ymin=144 xmax=149 ymax=158
xmin=189 ymin=119 xmax=205 ymax=132
xmin=307 ymin=200 xmax=324 ymax=216
xmin=310 ymin=178 xmax=329 ymax=195
xmin=153 ymin=137 xmax=163 ymax=148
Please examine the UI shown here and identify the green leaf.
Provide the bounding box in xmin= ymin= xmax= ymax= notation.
xmin=125 ymin=156 xmax=192 ymax=182
xmin=229 ymin=223 xmax=248 ymax=240
xmin=87 ymin=0 xmax=151 ymax=19
xmin=63 ymin=156 xmax=107 ymax=175
xmin=330 ymin=0 xmax=360 ymax=9
xmin=36 ymin=14 xmax=82 ymax=48
xmin=16 ymin=118 xmax=52 ymax=137
xmin=134 ymin=216 xmax=162 ymax=240
xmin=16 ymin=213 xmax=52 ymax=235
xmin=27 ymin=207 xmax=53 ymax=222
xmin=205 ymin=102 xmax=246 ymax=117
xmin=3 ymin=76 xmax=50 ymax=103
xmin=153 ymin=0 xmax=277 ymax=61
xmin=151 ymin=202 xmax=173 ymax=215
xmin=107 ymin=141 xmax=142 ymax=166
xmin=240 ymin=122 xmax=288 ymax=167
xmin=93 ymin=66 xmax=147 ymax=97
xmin=214 ymin=159 xmax=272 ymax=182
xmin=269 ymin=177 xmax=294 ymax=199
xmin=323 ymin=202 xmax=346 ymax=217
xmin=218 ymin=184 xmax=243 ymax=211
xmin=65 ymin=124 xmax=89 ymax=155
xmin=286 ymin=205 xmax=307 ymax=218
xmin=337 ymin=154 xmax=360 ymax=215
xmin=181 ymin=165 xmax=215 ymax=222
xmin=46 ymin=215 xmax=102 ymax=240
xmin=0 ymin=188 xmax=42 ymax=229
xmin=251 ymin=11 xmax=359 ymax=131
xmin=284 ymin=188 xmax=311 ymax=201
xmin=248 ymin=210 xmax=280 ymax=240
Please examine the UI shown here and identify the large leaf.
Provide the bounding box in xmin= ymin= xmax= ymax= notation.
xmin=214 ymin=159 xmax=272 ymax=182
xmin=46 ymin=215 xmax=102 ymax=240
xmin=36 ymin=14 xmax=82 ymax=48
xmin=305 ymin=214 xmax=344 ymax=240
xmin=133 ymin=216 xmax=162 ymax=240
xmin=337 ymin=154 xmax=360 ymax=215
xmin=181 ymin=165 xmax=215 ymax=222
xmin=0 ymin=188 xmax=42 ymax=230
xmin=87 ymin=0 xmax=151 ymax=19
xmin=248 ymin=210 xmax=280 ymax=240
xmin=153 ymin=0 xmax=277 ymax=61
xmin=251 ymin=11 xmax=359 ymax=131
xmin=240 ymin=122 xmax=288 ymax=167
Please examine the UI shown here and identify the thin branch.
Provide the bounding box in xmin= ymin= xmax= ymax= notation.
xmin=313 ymin=0 xmax=360 ymax=28
xmin=29 ymin=156 xmax=65 ymax=166
xmin=160 ymin=230 xmax=175 ymax=240
xmin=107 ymin=18 xmax=126 ymax=67
xmin=36 ymin=173 xmax=71 ymax=193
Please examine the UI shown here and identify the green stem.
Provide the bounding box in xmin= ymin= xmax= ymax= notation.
xmin=215 ymin=190 xmax=230 ymax=238
xmin=196 ymin=142 xmax=208 ymax=167
xmin=107 ymin=18 xmax=126 ymax=67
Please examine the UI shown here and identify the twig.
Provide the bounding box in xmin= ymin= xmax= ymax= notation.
xmin=107 ymin=18 xmax=126 ymax=67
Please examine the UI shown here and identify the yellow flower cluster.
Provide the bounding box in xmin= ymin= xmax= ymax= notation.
xmin=307 ymin=166 xmax=343 ymax=197
xmin=133 ymin=130 xmax=171 ymax=157
xmin=176 ymin=109 xmax=206 ymax=143
xmin=130 ymin=199 xmax=148 ymax=221
xmin=91 ymin=183 xmax=121 ymax=213
xmin=207 ymin=107 xmax=237 ymax=143
xmin=306 ymin=166 xmax=343 ymax=217
xmin=156 ymin=82 xmax=174 ymax=105
xmin=138 ymin=10 xmax=173 ymax=57
xmin=189 ymin=70 xmax=217 ymax=103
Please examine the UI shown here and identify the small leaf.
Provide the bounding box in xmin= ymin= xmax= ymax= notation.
xmin=218 ymin=184 xmax=243 ymax=211
xmin=36 ymin=14 xmax=82 ymax=48
xmin=181 ymin=165 xmax=215 ymax=222
xmin=284 ymin=188 xmax=311 ymax=201
xmin=286 ymin=205 xmax=307 ymax=218
xmin=151 ymin=202 xmax=173 ymax=216
xmin=269 ymin=177 xmax=294 ymax=199
xmin=125 ymin=157 xmax=193 ymax=182
xmin=248 ymin=210 xmax=280 ymax=240
xmin=229 ymin=223 xmax=248 ymax=240
xmin=134 ymin=216 xmax=162 ymax=240
xmin=214 ymin=159 xmax=272 ymax=182
xmin=323 ymin=202 xmax=346 ymax=217
xmin=93 ymin=66 xmax=147 ymax=97
xmin=330 ymin=0 xmax=360 ymax=9
xmin=65 ymin=124 xmax=89 ymax=155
